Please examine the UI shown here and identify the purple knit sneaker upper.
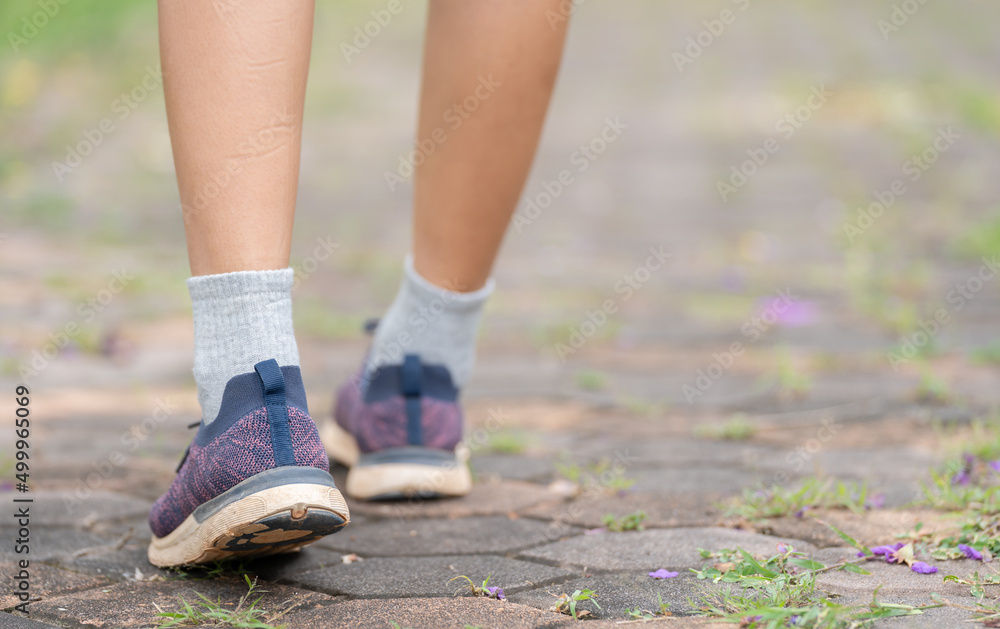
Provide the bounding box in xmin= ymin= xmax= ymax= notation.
xmin=149 ymin=361 xmax=328 ymax=539
xmin=334 ymin=354 xmax=462 ymax=453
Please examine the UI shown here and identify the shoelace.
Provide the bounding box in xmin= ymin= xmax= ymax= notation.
xmin=174 ymin=420 xmax=201 ymax=473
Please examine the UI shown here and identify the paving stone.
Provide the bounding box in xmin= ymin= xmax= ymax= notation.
xmin=29 ymin=578 xmax=336 ymax=628
xmin=808 ymin=550 xmax=989 ymax=625
xmin=0 ymin=562 xmax=107 ymax=610
xmin=753 ymin=509 xmax=930 ymax=550
xmin=246 ymin=546 xmax=345 ymax=583
xmin=0 ymin=613 xmax=63 ymax=628
xmin=520 ymin=528 xmax=816 ymax=571
xmin=470 ymin=454 xmax=556 ymax=482
xmin=345 ymin=480 xmax=555 ymax=520
xmin=815 ymin=558 xmax=981 ymax=599
xmin=279 ymin=596 xmax=578 ymax=629
xmin=629 ymin=467 xmax=770 ymax=496
xmin=296 ymin=554 xmax=574 ymax=597
xmin=0 ymin=529 xmax=114 ymax=564
xmin=54 ymin=539 xmax=342 ymax=584
xmin=48 ymin=539 xmax=172 ymax=582
xmin=622 ymin=438 xmax=779 ymax=469
xmin=752 ymin=448 xmax=937 ymax=483
xmin=509 ymin=572 xmax=703 ymax=620
xmin=566 ymin=618 xmax=728 ymax=629
xmin=817 ymin=587 xmax=983 ymax=628
xmin=868 ymin=604 xmax=985 ymax=628
xmin=30 ymin=490 xmax=151 ymax=529
xmin=36 ymin=464 xmax=170 ymax=504
xmin=521 ymin=492 xmax=719 ymax=529
xmin=316 ymin=515 xmax=580 ymax=556
xmin=84 ymin=513 xmax=153 ymax=542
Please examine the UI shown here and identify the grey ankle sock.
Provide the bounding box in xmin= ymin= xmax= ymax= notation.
xmin=188 ymin=268 xmax=300 ymax=424
xmin=367 ymin=257 xmax=494 ymax=387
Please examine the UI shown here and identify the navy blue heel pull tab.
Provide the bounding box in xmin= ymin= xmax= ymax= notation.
xmin=401 ymin=354 xmax=423 ymax=446
xmin=254 ymin=359 xmax=297 ymax=467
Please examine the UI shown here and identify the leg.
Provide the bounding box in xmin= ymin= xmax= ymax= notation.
xmin=326 ymin=1 xmax=569 ymax=500
xmin=372 ymin=0 xmax=569 ymax=382
xmin=413 ymin=0 xmax=570 ymax=291
xmin=149 ymin=0 xmax=350 ymax=568
xmin=160 ymin=0 xmax=313 ymax=275
xmin=159 ymin=0 xmax=313 ymax=421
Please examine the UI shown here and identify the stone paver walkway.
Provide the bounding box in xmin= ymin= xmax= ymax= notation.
xmin=4 ymin=0 xmax=1000 ymax=626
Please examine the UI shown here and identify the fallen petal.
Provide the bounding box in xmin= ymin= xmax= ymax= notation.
xmin=910 ymin=561 xmax=937 ymax=574
xmin=958 ymin=544 xmax=984 ymax=561
xmin=871 ymin=543 xmax=905 ymax=557
xmin=648 ymin=569 xmax=679 ymax=579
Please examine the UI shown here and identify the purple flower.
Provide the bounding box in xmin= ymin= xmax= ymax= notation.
xmin=951 ymin=470 xmax=971 ymax=486
xmin=989 ymin=460 xmax=1000 ymax=473
xmin=958 ymin=544 xmax=984 ymax=561
xmin=870 ymin=543 xmax=905 ymax=559
xmin=648 ymin=569 xmax=679 ymax=579
xmin=768 ymin=299 xmax=818 ymax=327
xmin=911 ymin=561 xmax=937 ymax=574
xmin=485 ymin=586 xmax=506 ymax=600
xmin=794 ymin=506 xmax=812 ymax=518
xmin=865 ymin=494 xmax=885 ymax=510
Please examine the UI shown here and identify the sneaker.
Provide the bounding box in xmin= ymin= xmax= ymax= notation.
xmin=148 ymin=359 xmax=350 ymax=567
xmin=322 ymin=353 xmax=471 ymax=500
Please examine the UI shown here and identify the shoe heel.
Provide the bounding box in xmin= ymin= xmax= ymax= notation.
xmin=148 ymin=467 xmax=349 ymax=567
xmin=346 ymin=446 xmax=471 ymax=500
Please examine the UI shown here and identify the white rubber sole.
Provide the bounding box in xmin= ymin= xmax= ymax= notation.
xmin=148 ymin=478 xmax=349 ymax=568
xmin=322 ymin=419 xmax=471 ymax=500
